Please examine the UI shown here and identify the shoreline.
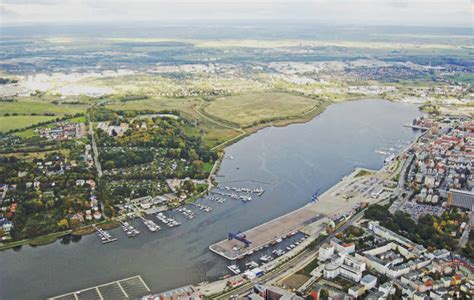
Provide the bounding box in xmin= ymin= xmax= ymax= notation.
xmin=0 ymin=98 xmax=420 ymax=252
xmin=209 ymin=96 xmax=361 ymax=151
xmin=210 ymin=96 xmax=421 ymax=152
xmin=0 ymin=220 xmax=120 ymax=251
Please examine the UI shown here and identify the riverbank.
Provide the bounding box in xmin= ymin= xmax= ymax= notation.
xmin=0 ymin=99 xmax=423 ymax=300
xmin=0 ymin=220 xmax=121 ymax=251
xmin=0 ymin=230 xmax=72 ymax=251
xmin=206 ymin=93 xmax=404 ymax=152
xmin=0 ymin=98 xmax=420 ymax=253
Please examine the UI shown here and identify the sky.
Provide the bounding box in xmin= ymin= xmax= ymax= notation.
xmin=0 ymin=0 xmax=472 ymax=28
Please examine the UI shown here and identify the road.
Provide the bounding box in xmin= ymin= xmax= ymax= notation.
xmin=388 ymin=154 xmax=414 ymax=215
xmin=88 ymin=112 xmax=103 ymax=178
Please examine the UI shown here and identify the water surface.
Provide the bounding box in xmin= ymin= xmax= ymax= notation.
xmin=0 ymin=99 xmax=421 ymax=299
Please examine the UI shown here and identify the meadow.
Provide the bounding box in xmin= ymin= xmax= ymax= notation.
xmin=203 ymin=92 xmax=321 ymax=127
xmin=0 ymin=101 xmax=87 ymax=116
xmin=0 ymin=116 xmax=57 ymax=132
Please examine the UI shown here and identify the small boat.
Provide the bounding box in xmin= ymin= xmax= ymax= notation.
xmin=245 ymin=261 xmax=259 ymax=269
xmin=259 ymin=255 xmax=272 ymax=263
xmin=227 ymin=264 xmax=241 ymax=275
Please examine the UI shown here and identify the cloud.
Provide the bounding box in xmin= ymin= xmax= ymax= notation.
xmin=0 ymin=0 xmax=472 ymax=27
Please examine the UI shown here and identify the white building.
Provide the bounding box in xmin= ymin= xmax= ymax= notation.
xmin=318 ymin=243 xmax=335 ymax=261
xmin=323 ymin=254 xmax=366 ymax=282
xmin=331 ymin=237 xmax=355 ymax=254
xmin=361 ymin=274 xmax=378 ymax=290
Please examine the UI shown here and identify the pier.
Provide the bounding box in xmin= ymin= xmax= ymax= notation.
xmin=210 ymin=167 xmax=388 ymax=261
xmin=93 ymin=224 xmax=117 ymax=244
xmin=136 ymin=215 xmax=160 ymax=232
xmin=209 ymin=203 xmax=324 ymax=260
xmin=120 ymin=221 xmax=140 ymax=238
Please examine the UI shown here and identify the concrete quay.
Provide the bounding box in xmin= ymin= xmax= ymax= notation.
xmin=209 ymin=167 xmax=385 ymax=261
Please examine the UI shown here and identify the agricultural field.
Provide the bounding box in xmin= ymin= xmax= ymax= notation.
xmin=0 ymin=116 xmax=57 ymax=132
xmin=0 ymin=100 xmax=88 ymax=133
xmin=203 ymin=92 xmax=321 ymax=127
xmin=0 ymin=101 xmax=88 ymax=116
xmin=105 ymin=97 xmax=200 ymax=118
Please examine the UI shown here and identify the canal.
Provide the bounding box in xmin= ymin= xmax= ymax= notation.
xmin=0 ymin=99 xmax=422 ymax=299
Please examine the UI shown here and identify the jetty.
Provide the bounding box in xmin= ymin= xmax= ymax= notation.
xmin=120 ymin=221 xmax=140 ymax=238
xmin=93 ymin=224 xmax=118 ymax=244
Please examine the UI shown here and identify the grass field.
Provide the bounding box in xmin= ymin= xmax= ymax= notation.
xmin=105 ymin=97 xmax=240 ymax=148
xmin=0 ymin=116 xmax=57 ymax=132
xmin=104 ymin=92 xmax=330 ymax=147
xmin=0 ymin=101 xmax=87 ymax=116
xmin=105 ymin=97 xmax=199 ymax=117
xmin=203 ymin=92 xmax=320 ymax=127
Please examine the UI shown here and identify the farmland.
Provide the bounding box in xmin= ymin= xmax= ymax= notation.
xmin=0 ymin=116 xmax=57 ymax=132
xmin=0 ymin=101 xmax=88 ymax=116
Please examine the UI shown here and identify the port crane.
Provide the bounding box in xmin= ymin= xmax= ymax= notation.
xmin=228 ymin=232 xmax=252 ymax=247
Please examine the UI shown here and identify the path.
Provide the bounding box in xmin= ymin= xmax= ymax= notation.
xmin=88 ymin=111 xmax=103 ymax=178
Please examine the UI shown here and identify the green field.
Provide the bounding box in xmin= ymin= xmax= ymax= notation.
xmin=0 ymin=116 xmax=57 ymax=132
xmin=104 ymin=92 xmax=327 ymax=147
xmin=0 ymin=101 xmax=87 ymax=116
xmin=203 ymin=92 xmax=320 ymax=127
xmin=105 ymin=97 xmax=199 ymax=117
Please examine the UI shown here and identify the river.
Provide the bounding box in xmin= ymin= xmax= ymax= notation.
xmin=0 ymin=99 xmax=422 ymax=299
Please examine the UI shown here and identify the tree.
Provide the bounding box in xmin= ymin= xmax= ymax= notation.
xmin=103 ymin=206 xmax=114 ymax=218
xmin=319 ymin=289 xmax=329 ymax=300
xmin=58 ymin=218 xmax=69 ymax=230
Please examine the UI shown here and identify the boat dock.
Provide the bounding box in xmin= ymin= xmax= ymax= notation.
xmin=139 ymin=216 xmax=161 ymax=232
xmin=93 ymin=224 xmax=118 ymax=244
xmin=209 ymin=203 xmax=323 ymax=260
xmin=213 ymin=185 xmax=265 ymax=199
xmin=120 ymin=221 xmax=140 ymax=238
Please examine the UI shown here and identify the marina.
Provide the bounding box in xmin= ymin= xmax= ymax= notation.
xmin=156 ymin=212 xmax=181 ymax=227
xmin=140 ymin=217 xmax=161 ymax=232
xmin=218 ymin=186 xmax=265 ymax=196
xmin=192 ymin=203 xmax=213 ymax=212
xmin=93 ymin=224 xmax=118 ymax=244
xmin=176 ymin=207 xmax=195 ymax=219
xmin=120 ymin=221 xmax=140 ymax=238
xmin=0 ymin=100 xmax=423 ymax=300
xmin=205 ymin=195 xmax=227 ymax=203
